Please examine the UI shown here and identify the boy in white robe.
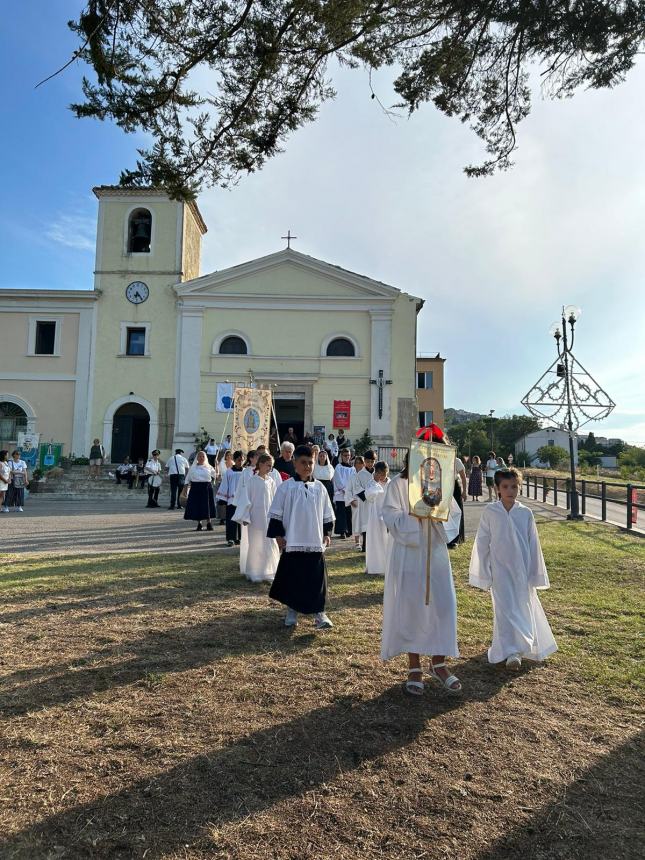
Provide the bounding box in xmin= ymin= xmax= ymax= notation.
xmin=233 ymin=454 xmax=280 ymax=583
xmin=365 ymin=461 xmax=391 ymax=576
xmin=333 ymin=448 xmax=354 ymax=538
xmin=351 ymin=450 xmax=377 ymax=554
xmin=216 ymin=451 xmax=244 ymax=546
xmin=346 ymin=456 xmax=365 ymax=550
xmin=469 ymin=468 xmax=557 ymax=669
xmin=267 ymin=445 xmax=336 ymax=629
xmin=381 ymin=449 xmax=462 ymax=696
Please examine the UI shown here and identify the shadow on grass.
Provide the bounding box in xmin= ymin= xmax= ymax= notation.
xmin=475 ymin=730 xmax=644 ymax=860
xmin=0 ymin=655 xmax=511 ymax=858
xmin=1 ymin=607 xmax=311 ymax=717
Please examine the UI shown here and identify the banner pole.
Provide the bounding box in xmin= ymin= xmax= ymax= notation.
xmin=271 ymin=393 xmax=281 ymax=451
xmin=425 ymin=519 xmax=433 ymax=606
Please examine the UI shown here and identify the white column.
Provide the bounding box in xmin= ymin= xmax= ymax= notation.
xmin=174 ymin=304 xmax=204 ymax=447
xmin=72 ymin=306 xmax=95 ymax=456
xmin=369 ymin=309 xmax=393 ymax=443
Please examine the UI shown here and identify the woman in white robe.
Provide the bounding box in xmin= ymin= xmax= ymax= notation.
xmin=469 ymin=471 xmax=557 ymax=667
xmin=233 ymin=455 xmax=280 ymax=582
xmin=381 ymin=469 xmax=462 ymax=695
xmin=365 ymin=468 xmax=391 ymax=576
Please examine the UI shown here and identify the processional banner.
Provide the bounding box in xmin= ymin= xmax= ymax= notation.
xmin=408 ymin=439 xmax=456 ymax=522
xmin=232 ymin=387 xmax=272 ymax=451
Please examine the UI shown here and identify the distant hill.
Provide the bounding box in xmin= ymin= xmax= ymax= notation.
xmin=445 ymin=408 xmax=487 ymax=426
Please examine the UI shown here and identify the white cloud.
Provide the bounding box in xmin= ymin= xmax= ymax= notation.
xmin=45 ymin=212 xmax=96 ymax=252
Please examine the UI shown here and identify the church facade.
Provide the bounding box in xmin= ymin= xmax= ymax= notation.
xmin=0 ymin=188 xmax=423 ymax=460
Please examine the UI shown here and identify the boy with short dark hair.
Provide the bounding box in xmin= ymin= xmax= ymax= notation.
xmin=267 ymin=445 xmax=335 ymax=629
xmin=469 ymin=468 xmax=557 ymax=669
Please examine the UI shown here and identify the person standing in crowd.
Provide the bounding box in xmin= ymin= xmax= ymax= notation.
xmin=468 ymin=455 xmax=483 ymax=501
xmin=217 ymin=450 xmax=244 ymax=546
xmin=324 ymin=433 xmax=339 ymax=464
xmin=313 ymin=449 xmax=335 ymax=502
xmin=88 ymin=438 xmax=105 ymax=480
xmin=205 ymin=438 xmax=218 ymax=467
xmin=167 ymin=448 xmax=190 ymax=510
xmin=0 ymin=450 xmax=11 ymax=513
xmin=381 ymin=445 xmax=462 ymax=696
xmin=144 ymin=449 xmax=163 ymax=508
xmin=336 ymin=429 xmax=351 ymax=452
xmin=217 ymin=449 xmax=234 ymax=524
xmin=233 ymin=453 xmax=280 ymax=582
xmin=469 ymin=468 xmax=557 ymax=669
xmin=351 ymin=449 xmax=377 ymax=553
xmin=485 ymin=451 xmax=498 ymax=502
xmin=115 ymin=456 xmax=134 ymax=488
xmin=256 ymin=445 xmax=283 ymax=487
xmin=347 ymin=455 xmax=365 ymax=549
xmin=332 ymin=448 xmax=354 ymax=539
xmin=274 ymin=441 xmax=296 ymax=479
xmin=183 ymin=450 xmax=217 ymax=531
xmin=284 ymin=427 xmax=299 ymax=445
xmin=365 ymin=461 xmax=391 ymax=576
xmin=267 ymin=445 xmax=335 ymax=629
xmin=233 ymin=450 xmax=259 ymax=574
xmin=447 ymin=452 xmax=468 ymax=548
xmin=6 ymin=450 xmax=29 ymax=512
xmin=310 ymin=444 xmax=321 ymax=467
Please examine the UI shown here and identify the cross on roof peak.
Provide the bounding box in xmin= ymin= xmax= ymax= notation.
xmin=281 ymin=229 xmax=297 ymax=249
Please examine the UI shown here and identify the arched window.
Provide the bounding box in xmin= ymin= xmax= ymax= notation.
xmin=219 ymin=335 xmax=248 ymax=355
xmin=128 ymin=208 xmax=152 ymax=253
xmin=326 ymin=337 xmax=355 ymax=357
xmin=0 ymin=402 xmax=28 ymax=441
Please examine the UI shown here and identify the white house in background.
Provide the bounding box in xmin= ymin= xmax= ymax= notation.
xmin=516 ymin=427 xmax=578 ymax=466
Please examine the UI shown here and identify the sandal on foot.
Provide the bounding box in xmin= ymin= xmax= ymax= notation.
xmin=429 ymin=662 xmax=462 ymax=693
xmin=405 ymin=668 xmax=424 ymax=696
xmin=506 ymin=653 xmax=522 ymax=670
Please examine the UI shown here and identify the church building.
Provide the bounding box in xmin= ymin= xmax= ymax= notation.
xmin=0 ymin=187 xmax=424 ymax=460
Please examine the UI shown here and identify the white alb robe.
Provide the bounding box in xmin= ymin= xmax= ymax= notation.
xmin=267 ymin=478 xmax=335 ymax=551
xmin=232 ymin=475 xmax=280 ymax=582
xmin=232 ymin=467 xmax=255 ymax=573
xmin=333 ymin=463 xmax=354 ymax=503
xmin=365 ymin=479 xmax=392 ymax=576
xmin=469 ymin=500 xmax=557 ymax=663
xmin=381 ymin=476 xmax=459 ymax=661
xmin=350 ymin=468 xmax=375 ymax=535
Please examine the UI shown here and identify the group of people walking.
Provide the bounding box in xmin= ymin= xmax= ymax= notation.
xmin=0 ymin=449 xmax=29 ymax=512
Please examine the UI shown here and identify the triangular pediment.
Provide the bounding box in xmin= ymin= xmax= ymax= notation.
xmin=175 ymin=248 xmax=409 ymax=300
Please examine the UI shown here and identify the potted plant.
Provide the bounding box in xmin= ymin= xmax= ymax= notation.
xmin=29 ymin=467 xmax=44 ymax=494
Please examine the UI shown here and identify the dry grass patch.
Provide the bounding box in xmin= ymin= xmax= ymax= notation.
xmin=0 ymin=522 xmax=643 ymax=859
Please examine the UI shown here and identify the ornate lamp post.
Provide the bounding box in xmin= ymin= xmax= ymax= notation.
xmin=522 ymin=306 xmax=615 ymax=521
xmin=488 ymin=409 xmax=495 ymax=450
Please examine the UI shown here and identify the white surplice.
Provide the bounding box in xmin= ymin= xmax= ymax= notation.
xmin=350 ymin=468 xmax=375 ymax=535
xmin=381 ymin=476 xmax=459 ymax=660
xmin=268 ymin=478 xmax=335 ymax=551
xmin=232 ymin=467 xmax=255 ymax=573
xmin=233 ymin=474 xmax=280 ymax=582
xmin=365 ymin=479 xmax=391 ymax=576
xmin=469 ymin=500 xmax=557 ymax=663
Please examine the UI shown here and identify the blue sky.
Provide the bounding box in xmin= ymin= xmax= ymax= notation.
xmin=1 ymin=4 xmax=644 ymax=443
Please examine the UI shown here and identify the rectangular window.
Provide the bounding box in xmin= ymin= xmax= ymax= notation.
xmin=126 ymin=327 xmax=146 ymax=356
xmin=418 ymin=410 xmax=433 ymax=427
xmin=416 ymin=371 xmax=433 ymax=390
xmin=35 ymin=321 xmax=56 ymax=355
xmin=547 ymin=439 xmax=555 ymax=446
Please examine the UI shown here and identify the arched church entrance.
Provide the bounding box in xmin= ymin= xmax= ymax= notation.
xmin=111 ymin=403 xmax=150 ymax=463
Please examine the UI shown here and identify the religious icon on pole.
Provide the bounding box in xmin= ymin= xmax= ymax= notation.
xmin=408 ymin=437 xmax=456 ymax=604
xmin=232 ymin=387 xmax=272 ymax=451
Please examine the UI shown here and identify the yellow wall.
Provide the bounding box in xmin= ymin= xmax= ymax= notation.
xmin=416 ymin=357 xmax=445 ymax=428
xmin=0 ymin=311 xmax=80 ymax=375
xmin=0 ymin=381 xmax=75 ymax=449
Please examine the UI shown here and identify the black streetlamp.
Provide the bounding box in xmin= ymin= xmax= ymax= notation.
xmin=550 ymin=307 xmax=583 ymax=519
xmin=522 ymin=305 xmax=615 ymax=523
xmin=488 ymin=409 xmax=495 ymax=450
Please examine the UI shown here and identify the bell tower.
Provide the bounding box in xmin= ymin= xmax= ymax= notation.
xmin=89 ymin=187 xmax=207 ymax=460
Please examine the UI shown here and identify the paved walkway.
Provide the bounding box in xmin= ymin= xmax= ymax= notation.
xmin=2 ymin=494 xmax=571 ymax=558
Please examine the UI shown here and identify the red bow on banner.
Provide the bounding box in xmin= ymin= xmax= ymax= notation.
xmin=416 ymin=423 xmax=445 ymax=442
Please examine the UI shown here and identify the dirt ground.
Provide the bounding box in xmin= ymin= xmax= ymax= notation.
xmin=0 ymin=521 xmax=643 ymax=859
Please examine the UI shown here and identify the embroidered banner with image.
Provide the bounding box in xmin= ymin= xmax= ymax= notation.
xmin=231 ymin=387 xmax=272 ymax=451
xmin=408 ymin=438 xmax=456 ymax=522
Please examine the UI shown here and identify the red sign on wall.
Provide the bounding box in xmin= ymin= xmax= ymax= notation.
xmin=333 ymin=400 xmax=351 ymax=429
